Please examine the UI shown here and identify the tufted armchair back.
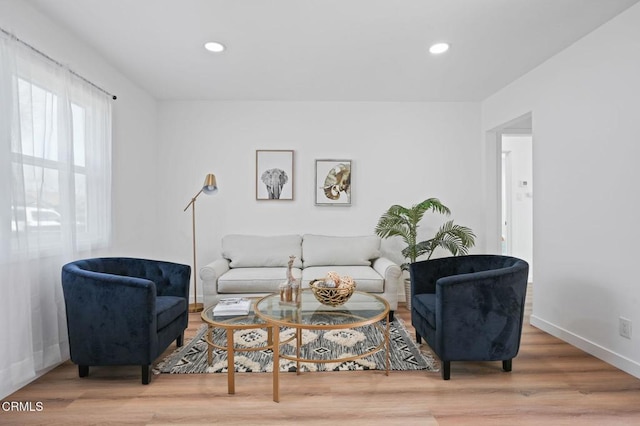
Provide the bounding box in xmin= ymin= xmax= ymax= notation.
xmin=67 ymin=257 xmax=190 ymax=297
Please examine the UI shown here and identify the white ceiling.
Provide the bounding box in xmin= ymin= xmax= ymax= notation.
xmin=28 ymin=0 xmax=640 ymax=102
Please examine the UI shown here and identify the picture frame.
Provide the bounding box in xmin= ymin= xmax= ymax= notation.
xmin=315 ymin=159 xmax=351 ymax=206
xmin=256 ymin=150 xmax=294 ymax=200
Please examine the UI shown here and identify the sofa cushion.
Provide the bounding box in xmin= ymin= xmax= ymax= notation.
xmin=218 ymin=267 xmax=303 ymax=294
xmin=302 ymin=266 xmax=384 ymax=293
xmin=302 ymin=234 xmax=380 ymax=267
xmin=156 ymin=296 xmax=187 ymax=330
xmin=413 ymin=293 xmax=436 ymax=329
xmin=222 ymin=234 xmax=303 ymax=268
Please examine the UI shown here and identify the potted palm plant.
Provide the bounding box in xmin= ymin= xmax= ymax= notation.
xmin=374 ymin=198 xmax=476 ymax=308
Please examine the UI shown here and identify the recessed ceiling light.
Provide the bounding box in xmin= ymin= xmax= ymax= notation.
xmin=204 ymin=41 xmax=225 ymax=53
xmin=429 ymin=42 xmax=450 ymax=55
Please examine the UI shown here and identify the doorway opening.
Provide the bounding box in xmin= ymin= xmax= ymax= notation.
xmin=491 ymin=112 xmax=533 ymax=282
xmin=501 ymin=134 xmax=533 ymax=281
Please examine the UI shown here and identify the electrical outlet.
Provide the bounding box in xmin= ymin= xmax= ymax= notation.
xmin=619 ymin=317 xmax=632 ymax=339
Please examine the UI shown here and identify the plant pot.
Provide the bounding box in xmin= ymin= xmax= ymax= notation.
xmin=404 ymin=277 xmax=412 ymax=311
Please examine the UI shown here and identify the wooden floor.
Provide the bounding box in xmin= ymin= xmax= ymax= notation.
xmin=3 ymin=290 xmax=640 ymax=426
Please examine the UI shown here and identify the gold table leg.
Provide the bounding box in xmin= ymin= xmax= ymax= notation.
xmin=296 ymin=327 xmax=302 ymax=375
xmin=207 ymin=326 xmax=213 ymax=365
xmin=273 ymin=325 xmax=280 ymax=402
xmin=227 ymin=329 xmax=235 ymax=394
xmin=385 ymin=313 xmax=390 ymax=375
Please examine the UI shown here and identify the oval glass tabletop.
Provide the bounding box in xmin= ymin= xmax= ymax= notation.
xmin=254 ymin=290 xmax=389 ymax=328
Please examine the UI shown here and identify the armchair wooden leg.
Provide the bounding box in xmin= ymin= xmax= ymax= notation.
xmin=78 ymin=365 xmax=89 ymax=378
xmin=415 ymin=332 xmax=422 ymax=344
xmin=177 ymin=332 xmax=184 ymax=347
xmin=389 ymin=310 xmax=395 ymax=322
xmin=142 ymin=365 xmax=151 ymax=385
xmin=442 ymin=361 xmax=451 ymax=380
xmin=503 ymin=359 xmax=512 ymax=372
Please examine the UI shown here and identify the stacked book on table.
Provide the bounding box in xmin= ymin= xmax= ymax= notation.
xmin=213 ymin=297 xmax=252 ymax=316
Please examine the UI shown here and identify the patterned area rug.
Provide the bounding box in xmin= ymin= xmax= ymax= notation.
xmin=156 ymin=317 xmax=436 ymax=374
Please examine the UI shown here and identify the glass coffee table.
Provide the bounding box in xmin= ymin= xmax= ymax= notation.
xmin=254 ymin=290 xmax=390 ymax=402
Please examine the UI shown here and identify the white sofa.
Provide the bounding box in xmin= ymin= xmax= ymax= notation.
xmin=200 ymin=234 xmax=401 ymax=318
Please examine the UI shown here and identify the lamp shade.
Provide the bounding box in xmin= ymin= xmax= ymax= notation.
xmin=202 ymin=173 xmax=218 ymax=195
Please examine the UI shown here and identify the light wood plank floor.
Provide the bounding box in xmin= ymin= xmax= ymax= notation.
xmin=3 ymin=289 xmax=640 ymax=425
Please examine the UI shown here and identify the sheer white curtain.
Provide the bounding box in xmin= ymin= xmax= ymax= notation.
xmin=0 ymin=32 xmax=112 ymax=399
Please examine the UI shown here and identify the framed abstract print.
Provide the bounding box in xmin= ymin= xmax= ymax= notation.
xmin=315 ymin=159 xmax=351 ymax=206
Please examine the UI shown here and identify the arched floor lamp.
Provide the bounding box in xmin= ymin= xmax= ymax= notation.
xmin=184 ymin=173 xmax=218 ymax=313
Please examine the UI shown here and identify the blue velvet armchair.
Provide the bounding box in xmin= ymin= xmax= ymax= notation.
xmin=61 ymin=257 xmax=191 ymax=384
xmin=409 ymin=255 xmax=529 ymax=380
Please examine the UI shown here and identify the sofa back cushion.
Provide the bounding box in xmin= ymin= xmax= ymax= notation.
xmin=302 ymin=234 xmax=380 ymax=267
xmin=222 ymin=234 xmax=303 ymax=268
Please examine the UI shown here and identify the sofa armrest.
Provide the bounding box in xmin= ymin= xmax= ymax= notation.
xmin=372 ymin=257 xmax=401 ymax=310
xmin=200 ymin=258 xmax=231 ymax=303
xmin=372 ymin=257 xmax=401 ymax=285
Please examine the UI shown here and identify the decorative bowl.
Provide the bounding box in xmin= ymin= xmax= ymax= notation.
xmin=309 ymin=279 xmax=356 ymax=307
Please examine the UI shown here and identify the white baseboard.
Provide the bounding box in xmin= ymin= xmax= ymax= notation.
xmin=530 ymin=314 xmax=640 ymax=379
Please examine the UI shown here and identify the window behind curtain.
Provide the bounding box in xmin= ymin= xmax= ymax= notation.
xmin=6 ymin=60 xmax=112 ymax=256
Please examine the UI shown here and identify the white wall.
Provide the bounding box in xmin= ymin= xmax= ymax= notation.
xmin=156 ymin=101 xmax=484 ymax=285
xmin=482 ymin=3 xmax=640 ymax=377
xmin=0 ymin=1 xmax=160 ymax=258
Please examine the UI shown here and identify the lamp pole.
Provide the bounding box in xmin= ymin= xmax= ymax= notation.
xmin=184 ymin=174 xmax=217 ymax=313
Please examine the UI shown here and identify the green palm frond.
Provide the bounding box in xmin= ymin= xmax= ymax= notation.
xmin=424 ymin=220 xmax=476 ymax=260
xmin=375 ymin=205 xmax=410 ymax=238
xmin=375 ymin=198 xmax=475 ymax=268
xmin=414 ymin=198 xmax=451 ymax=217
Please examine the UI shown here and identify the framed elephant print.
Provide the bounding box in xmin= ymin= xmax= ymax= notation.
xmin=256 ymin=150 xmax=294 ymax=200
xmin=315 ymin=159 xmax=351 ymax=206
